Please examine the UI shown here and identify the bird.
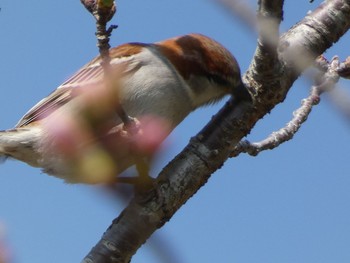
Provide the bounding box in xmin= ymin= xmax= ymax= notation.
xmin=0 ymin=33 xmax=248 ymax=184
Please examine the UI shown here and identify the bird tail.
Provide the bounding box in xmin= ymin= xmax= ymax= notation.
xmin=0 ymin=128 xmax=40 ymax=164
xmin=0 ymin=129 xmax=17 ymax=163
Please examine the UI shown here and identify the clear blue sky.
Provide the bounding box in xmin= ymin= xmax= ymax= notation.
xmin=0 ymin=1 xmax=350 ymax=262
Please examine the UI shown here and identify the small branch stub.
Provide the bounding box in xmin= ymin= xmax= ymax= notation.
xmin=337 ymin=56 xmax=350 ymax=79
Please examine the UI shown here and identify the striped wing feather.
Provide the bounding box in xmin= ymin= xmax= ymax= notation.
xmin=15 ymin=43 xmax=145 ymax=128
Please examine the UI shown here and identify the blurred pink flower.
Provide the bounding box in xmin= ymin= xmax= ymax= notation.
xmin=41 ymin=86 xmax=172 ymax=183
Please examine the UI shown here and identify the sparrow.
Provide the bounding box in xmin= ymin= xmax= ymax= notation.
xmin=0 ymin=33 xmax=248 ymax=184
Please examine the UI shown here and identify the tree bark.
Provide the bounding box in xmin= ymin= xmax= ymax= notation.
xmin=82 ymin=1 xmax=350 ymax=262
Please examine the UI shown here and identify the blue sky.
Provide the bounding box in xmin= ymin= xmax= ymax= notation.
xmin=0 ymin=1 xmax=350 ymax=262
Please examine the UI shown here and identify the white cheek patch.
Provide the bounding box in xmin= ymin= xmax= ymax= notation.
xmin=186 ymin=75 xmax=228 ymax=107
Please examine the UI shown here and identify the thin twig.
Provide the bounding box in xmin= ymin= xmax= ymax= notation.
xmin=81 ymin=0 xmax=132 ymax=126
xmin=231 ymin=56 xmax=341 ymax=157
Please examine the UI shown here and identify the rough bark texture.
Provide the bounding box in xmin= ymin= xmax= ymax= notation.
xmin=82 ymin=1 xmax=350 ymax=262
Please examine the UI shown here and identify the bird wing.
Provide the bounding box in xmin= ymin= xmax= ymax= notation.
xmin=15 ymin=43 xmax=146 ymax=128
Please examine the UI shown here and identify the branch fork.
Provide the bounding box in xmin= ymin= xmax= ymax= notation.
xmin=232 ymin=55 xmax=347 ymax=158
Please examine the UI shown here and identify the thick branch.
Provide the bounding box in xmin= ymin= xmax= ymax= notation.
xmin=279 ymin=0 xmax=350 ymax=79
xmin=83 ymin=1 xmax=350 ymax=262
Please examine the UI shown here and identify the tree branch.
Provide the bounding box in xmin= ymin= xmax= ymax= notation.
xmin=82 ymin=1 xmax=350 ymax=262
